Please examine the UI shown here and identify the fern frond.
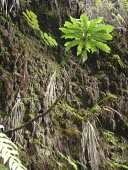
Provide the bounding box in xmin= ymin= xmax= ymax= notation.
xmin=0 ymin=126 xmax=27 ymax=170
xmin=23 ymin=10 xmax=57 ymax=46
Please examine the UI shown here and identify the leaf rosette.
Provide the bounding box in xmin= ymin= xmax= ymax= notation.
xmin=60 ymin=14 xmax=114 ymax=62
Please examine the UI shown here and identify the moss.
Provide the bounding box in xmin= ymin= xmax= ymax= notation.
xmin=0 ymin=1 xmax=128 ymax=169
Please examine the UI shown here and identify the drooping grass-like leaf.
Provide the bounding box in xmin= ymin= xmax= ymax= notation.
xmin=81 ymin=121 xmax=102 ymax=170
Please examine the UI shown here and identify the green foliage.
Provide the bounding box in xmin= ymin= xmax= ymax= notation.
xmin=104 ymin=130 xmax=128 ymax=169
xmin=58 ymin=103 xmax=83 ymax=120
xmin=60 ymin=13 xmax=114 ymax=62
xmin=58 ymin=152 xmax=78 ymax=170
xmin=23 ymin=9 xmax=57 ymax=46
xmin=0 ymin=125 xmax=27 ymax=170
xmin=107 ymin=157 xmax=128 ymax=169
xmin=22 ymin=10 xmax=40 ymax=31
xmin=112 ymin=13 xmax=126 ymax=26
xmin=119 ymin=0 xmax=128 ymax=12
xmin=104 ymin=130 xmax=119 ymax=146
xmin=113 ymin=54 xmax=125 ymax=68
xmin=58 ymin=151 xmax=87 ymax=170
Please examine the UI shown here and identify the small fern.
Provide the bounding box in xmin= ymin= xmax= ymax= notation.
xmin=23 ymin=9 xmax=57 ymax=46
xmin=0 ymin=125 xmax=27 ymax=170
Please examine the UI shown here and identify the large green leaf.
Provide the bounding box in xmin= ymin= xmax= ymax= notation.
xmin=65 ymin=40 xmax=81 ymax=52
xmin=86 ymin=41 xmax=97 ymax=53
xmin=77 ymin=42 xmax=84 ymax=56
xmin=80 ymin=13 xmax=88 ymax=29
xmin=90 ymin=33 xmax=113 ymax=42
xmin=70 ymin=16 xmax=80 ymax=27
xmin=91 ymin=40 xmax=111 ymax=53
xmin=60 ymin=27 xmax=82 ymax=34
xmin=93 ymin=24 xmax=114 ymax=33
xmin=87 ymin=20 xmax=97 ymax=32
xmin=82 ymin=50 xmax=88 ymax=62
xmin=64 ymin=21 xmax=74 ymax=28
xmin=94 ymin=17 xmax=103 ymax=24
xmin=61 ymin=32 xmax=82 ymax=39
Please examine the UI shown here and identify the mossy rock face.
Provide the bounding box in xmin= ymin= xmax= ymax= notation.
xmin=0 ymin=1 xmax=128 ymax=169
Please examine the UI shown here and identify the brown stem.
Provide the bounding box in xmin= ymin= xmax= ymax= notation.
xmin=5 ymin=56 xmax=81 ymax=133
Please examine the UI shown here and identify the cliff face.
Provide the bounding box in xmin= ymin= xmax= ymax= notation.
xmin=0 ymin=0 xmax=128 ymax=169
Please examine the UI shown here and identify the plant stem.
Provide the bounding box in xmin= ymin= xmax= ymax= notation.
xmin=5 ymin=56 xmax=82 ymax=133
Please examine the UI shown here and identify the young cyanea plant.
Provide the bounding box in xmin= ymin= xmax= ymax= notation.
xmin=59 ymin=13 xmax=114 ymax=62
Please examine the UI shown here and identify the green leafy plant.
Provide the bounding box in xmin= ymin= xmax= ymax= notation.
xmin=57 ymin=151 xmax=87 ymax=170
xmin=0 ymin=125 xmax=27 ymax=170
xmin=107 ymin=152 xmax=128 ymax=170
xmin=23 ymin=9 xmax=57 ymax=46
xmin=119 ymin=0 xmax=128 ymax=12
xmin=59 ymin=13 xmax=114 ymax=62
